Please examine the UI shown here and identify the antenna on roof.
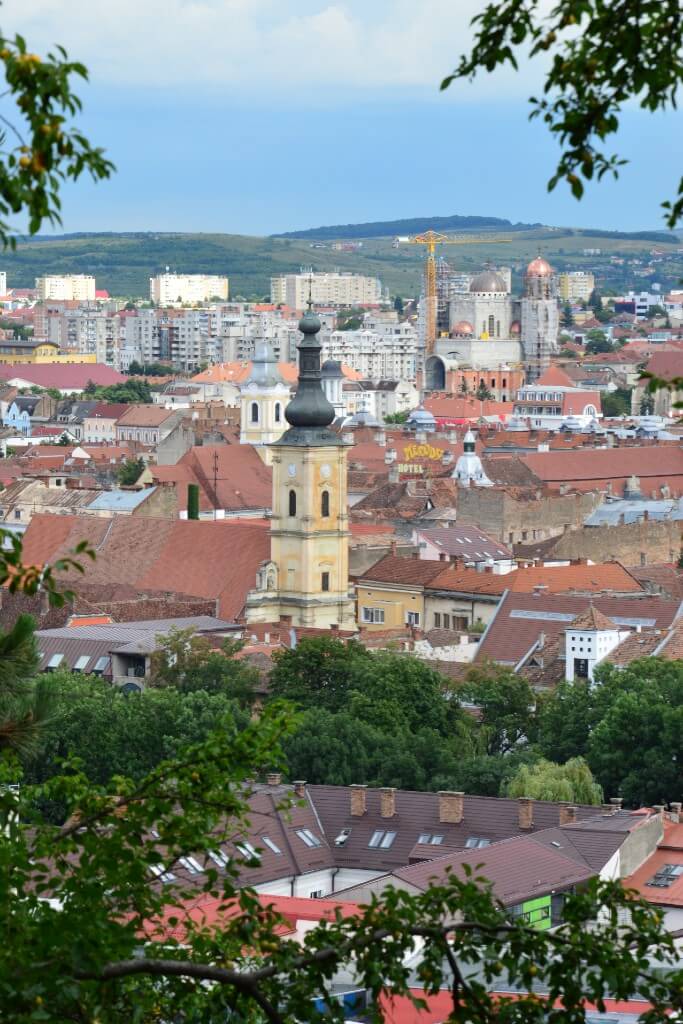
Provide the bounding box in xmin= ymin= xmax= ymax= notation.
xmin=307 ymin=273 xmax=313 ymax=312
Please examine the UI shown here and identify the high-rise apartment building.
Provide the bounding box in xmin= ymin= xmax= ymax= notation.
xmin=558 ymin=271 xmax=595 ymax=302
xmin=270 ymin=271 xmax=382 ymax=308
xmin=36 ymin=275 xmax=96 ymax=301
xmin=150 ymin=273 xmax=229 ymax=306
xmin=0 ymin=272 xmax=7 ymax=295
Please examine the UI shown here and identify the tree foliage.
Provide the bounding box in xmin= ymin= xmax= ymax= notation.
xmin=149 ymin=627 xmax=257 ymax=706
xmin=116 ymin=457 xmax=145 ymax=486
xmin=0 ymin=31 xmax=113 ymax=244
xmin=506 ymin=756 xmax=603 ymax=804
xmin=1 ymin=704 xmax=682 ymax=1022
xmin=441 ymin=0 xmax=683 ymax=226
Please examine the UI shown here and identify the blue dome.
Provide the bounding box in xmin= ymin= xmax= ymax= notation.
xmin=407 ymin=406 xmax=436 ymax=429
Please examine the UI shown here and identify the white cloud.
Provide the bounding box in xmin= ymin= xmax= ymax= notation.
xmin=3 ymin=0 xmax=545 ymax=97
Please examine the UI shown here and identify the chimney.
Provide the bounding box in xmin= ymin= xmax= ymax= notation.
xmin=670 ymin=801 xmax=682 ymax=823
xmin=350 ymin=784 xmax=367 ymax=817
xmin=388 ymin=465 xmax=399 ymax=483
xmin=518 ymin=797 xmax=534 ymax=830
xmin=439 ymin=552 xmax=448 ymax=561
xmin=266 ymin=772 xmax=282 ymax=787
xmin=652 ymin=804 xmax=665 ymax=817
xmin=609 ymin=797 xmax=623 ymax=811
xmin=438 ymin=790 xmax=464 ymax=824
xmin=380 ymin=787 xmax=396 ymax=818
xmin=559 ymin=804 xmax=577 ymax=826
xmin=293 ymin=780 xmax=306 ymax=798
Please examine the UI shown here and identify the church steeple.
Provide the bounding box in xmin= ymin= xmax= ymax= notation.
xmin=280 ymin=305 xmax=339 ymax=443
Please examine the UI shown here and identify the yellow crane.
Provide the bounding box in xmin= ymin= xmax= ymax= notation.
xmin=396 ymin=230 xmax=512 ymax=354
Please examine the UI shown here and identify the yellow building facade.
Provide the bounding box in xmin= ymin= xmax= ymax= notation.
xmin=245 ymin=307 xmax=356 ymax=629
xmin=355 ymin=581 xmax=424 ymax=631
xmin=0 ymin=340 xmax=97 ymax=365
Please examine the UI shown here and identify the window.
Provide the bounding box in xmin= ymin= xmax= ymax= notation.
xmin=361 ymin=607 xmax=385 ymax=624
xmin=274 ymin=402 xmax=281 ymax=423
xmin=321 ymin=490 xmax=330 ymax=517
xmin=406 ymin=611 xmax=420 ymax=626
xmin=433 ymin=613 xmax=441 ymax=628
xmin=73 ymin=655 xmax=90 ymax=673
xmin=149 ymin=863 xmax=176 ymax=882
xmin=465 ymin=837 xmax=490 ymax=848
xmin=321 ymin=571 xmax=330 ymax=592
xmin=646 ymin=864 xmax=683 ymax=888
xmin=13 ymin=508 xmax=21 ymax=519
xmin=296 ymin=828 xmax=322 ymax=848
xmin=92 ymin=656 xmax=110 ymax=676
xmin=418 ymin=834 xmax=444 ymax=845
xmin=443 ymin=614 xmax=450 ymax=630
xmin=309 ymin=889 xmax=324 ymax=899
xmin=179 ymin=855 xmax=203 ymax=875
xmin=288 ymin=489 xmax=297 ymax=516
xmin=250 ymin=401 xmax=259 ymax=423
xmin=261 ymin=835 xmax=282 ymax=855
xmin=368 ymin=830 xmax=396 ymax=849
xmin=208 ymin=848 xmax=230 ymax=868
xmin=235 ymin=841 xmax=259 ymax=860
xmin=46 ymin=653 xmax=64 ymax=671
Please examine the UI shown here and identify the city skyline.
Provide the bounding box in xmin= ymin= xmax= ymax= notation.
xmin=4 ymin=0 xmax=683 ymax=236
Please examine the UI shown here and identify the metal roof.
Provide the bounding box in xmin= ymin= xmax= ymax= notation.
xmin=37 ymin=615 xmax=235 ymax=644
xmin=585 ymin=497 xmax=683 ymax=527
xmin=88 ymin=487 xmax=157 ymax=511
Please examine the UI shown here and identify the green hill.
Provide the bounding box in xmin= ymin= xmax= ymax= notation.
xmin=2 ymin=226 xmax=681 ymax=299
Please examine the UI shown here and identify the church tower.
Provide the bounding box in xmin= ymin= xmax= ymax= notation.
xmin=245 ymin=306 xmax=356 ymax=629
xmin=520 ymin=255 xmax=559 ymax=383
xmin=239 ymin=339 xmax=290 ymax=455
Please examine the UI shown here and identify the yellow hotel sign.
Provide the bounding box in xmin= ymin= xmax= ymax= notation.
xmin=403 ymin=443 xmax=444 ymax=462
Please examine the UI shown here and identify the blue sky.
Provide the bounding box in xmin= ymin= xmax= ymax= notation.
xmin=5 ymin=1 xmax=683 ymax=236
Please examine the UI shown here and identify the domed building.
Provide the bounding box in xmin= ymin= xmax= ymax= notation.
xmin=426 ymin=256 xmax=559 ymax=390
xmin=239 ymin=339 xmax=291 ymax=452
xmin=407 ymin=405 xmax=437 ymax=433
xmin=451 ymin=429 xmax=492 ymax=488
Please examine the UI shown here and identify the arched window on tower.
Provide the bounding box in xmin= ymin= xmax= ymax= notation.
xmin=274 ymin=402 xmax=281 ymax=423
xmin=488 ymin=315 xmax=495 ymax=337
xmin=288 ymin=489 xmax=296 ymax=517
xmin=321 ymin=490 xmax=330 ymax=517
xmin=250 ymin=401 xmax=259 ymax=424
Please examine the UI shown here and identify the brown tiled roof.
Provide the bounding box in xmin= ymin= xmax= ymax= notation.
xmin=390 ymin=834 xmax=596 ymax=903
xmin=476 ymin=591 xmax=679 ymax=666
xmin=357 ymin=555 xmax=448 ymax=588
xmin=604 ymin=630 xmax=663 ymax=665
xmin=116 ymin=405 xmax=177 ymax=427
xmin=642 ymin=350 xmax=683 ymax=382
xmin=521 ymin=447 xmax=683 ymax=492
xmin=88 ymin=403 xmax=130 ymax=419
xmin=306 ymin=784 xmax=606 ymax=876
xmin=427 ymin=565 xmax=508 ymax=596
xmin=652 ymin=618 xmax=683 ymax=659
xmin=631 ymin=564 xmax=683 ymax=601
xmin=21 ymin=512 xmax=270 ymax=620
xmin=510 ymin=562 xmax=642 ymax=595
xmin=414 ymin=525 xmax=511 ymax=561
xmin=481 ymin=455 xmax=543 ymax=488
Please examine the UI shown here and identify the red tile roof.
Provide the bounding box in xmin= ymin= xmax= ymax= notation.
xmin=623 ymin=821 xmax=683 ymax=906
xmin=520 ymin=446 xmax=683 ymax=493
xmin=150 ymin=445 xmax=272 ymax=512
xmin=509 ymin=562 xmax=641 ymax=595
xmin=357 ymin=555 xmax=450 ymax=588
xmin=116 ymin=405 xmax=177 ymax=427
xmin=0 ymin=364 xmax=125 ymax=388
xmin=21 ymin=513 xmax=270 ymax=620
xmin=535 ymin=366 xmax=576 ymax=387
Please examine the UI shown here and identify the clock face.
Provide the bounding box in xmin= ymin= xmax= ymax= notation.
xmin=321 ymin=463 xmax=331 ymax=478
xmin=287 ymin=463 xmax=297 ymax=477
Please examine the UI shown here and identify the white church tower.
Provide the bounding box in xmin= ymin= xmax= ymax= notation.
xmin=239 ymin=340 xmax=291 ymax=453
xmin=452 ymin=430 xmax=492 ymax=487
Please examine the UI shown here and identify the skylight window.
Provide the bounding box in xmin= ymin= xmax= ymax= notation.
xmin=465 ymin=837 xmax=490 ymax=849
xmin=73 ymin=655 xmax=90 ymax=672
xmin=92 ymin=655 xmax=110 ymax=674
xmin=418 ymin=834 xmax=444 ymax=845
xmin=369 ymin=830 xmax=396 ymax=849
xmin=208 ymin=849 xmax=229 ymax=868
xmin=261 ymin=835 xmax=282 ymax=855
xmin=149 ymin=863 xmax=176 ymax=882
xmin=46 ymin=653 xmax=64 ymax=670
xmin=235 ymin=841 xmax=259 ymax=859
xmin=646 ymin=864 xmax=683 ymax=888
xmin=179 ymin=855 xmax=203 ymax=875
xmin=296 ymin=828 xmax=322 ymax=848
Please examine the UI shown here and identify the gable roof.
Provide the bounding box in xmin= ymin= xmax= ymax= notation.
xmin=116 ymin=405 xmax=178 ymax=427
xmin=568 ymin=605 xmax=619 ymax=631
xmin=357 ymin=555 xmax=449 ymax=588
xmin=21 ymin=513 xmax=271 ymax=620
xmin=150 ymin=445 xmax=272 ymax=512
xmin=476 ymin=591 xmax=680 ymax=666
xmin=414 ymin=526 xmax=511 ymax=561
xmin=535 ymin=366 xmax=576 ymax=388
xmin=0 ymin=363 xmax=125 ymax=389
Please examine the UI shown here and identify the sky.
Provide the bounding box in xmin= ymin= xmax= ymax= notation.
xmin=3 ymin=0 xmax=682 ymax=236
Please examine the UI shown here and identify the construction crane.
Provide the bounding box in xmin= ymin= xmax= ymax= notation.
xmin=395 ymin=230 xmax=512 ymax=355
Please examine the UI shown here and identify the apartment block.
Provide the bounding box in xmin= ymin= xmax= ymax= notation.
xmin=558 ymin=271 xmax=595 ymax=302
xmin=36 ymin=275 xmax=96 ymax=301
xmin=270 ymin=271 xmax=382 ymax=308
xmin=150 ymin=273 xmax=229 ymax=306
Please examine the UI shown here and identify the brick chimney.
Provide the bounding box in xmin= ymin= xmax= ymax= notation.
xmin=350 ymin=784 xmax=367 ymax=817
xmin=559 ymin=804 xmax=577 ymax=826
xmin=266 ymin=772 xmax=282 ymax=787
xmin=438 ymin=790 xmax=464 ymax=824
xmin=293 ymin=780 xmax=306 ymax=798
xmin=518 ymin=797 xmax=534 ymax=830
xmin=380 ymin=787 xmax=396 ymax=818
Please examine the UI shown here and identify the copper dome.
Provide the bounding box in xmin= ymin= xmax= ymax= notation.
xmin=469 ymin=270 xmax=506 ymax=293
xmin=526 ymin=255 xmax=553 ymax=277
xmin=452 ymin=319 xmax=474 ymax=335
xmin=510 ymin=320 xmax=521 ymax=334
